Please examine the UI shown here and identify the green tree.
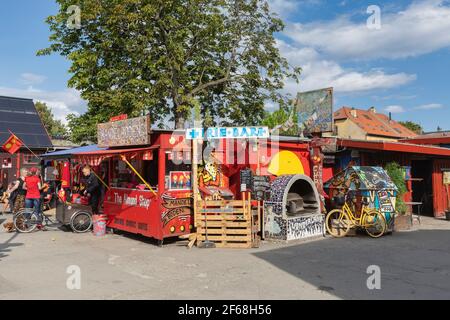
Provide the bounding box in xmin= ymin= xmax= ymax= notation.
xmin=38 ymin=0 xmax=301 ymax=143
xmin=398 ymin=121 xmax=423 ymax=134
xmin=384 ymin=162 xmax=408 ymax=215
xmin=35 ymin=101 xmax=69 ymax=138
xmin=262 ymin=106 xmax=299 ymax=136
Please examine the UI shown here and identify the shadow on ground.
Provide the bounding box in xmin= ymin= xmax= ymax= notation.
xmin=254 ymin=230 xmax=450 ymax=299
xmin=0 ymin=232 xmax=23 ymax=261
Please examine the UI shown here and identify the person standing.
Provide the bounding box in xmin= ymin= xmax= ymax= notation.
xmin=82 ymin=166 xmax=101 ymax=215
xmin=24 ymin=167 xmax=43 ymax=221
xmin=9 ymin=168 xmax=28 ymax=213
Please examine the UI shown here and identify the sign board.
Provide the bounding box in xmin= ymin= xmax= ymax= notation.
xmin=110 ymin=114 xmax=128 ymax=122
xmin=240 ymin=169 xmax=254 ymax=192
xmin=98 ymin=115 xmax=151 ymax=148
xmin=186 ymin=126 xmax=269 ymax=140
xmin=294 ymin=87 xmax=334 ymax=134
xmin=444 ymin=171 xmax=450 ymax=185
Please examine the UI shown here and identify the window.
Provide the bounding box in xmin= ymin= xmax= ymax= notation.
xmin=23 ymin=154 xmax=40 ymax=165
xmin=2 ymin=158 xmax=12 ymax=169
xmin=165 ymin=151 xmax=191 ymax=190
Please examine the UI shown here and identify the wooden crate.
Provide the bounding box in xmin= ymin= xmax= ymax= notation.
xmin=195 ymin=195 xmax=260 ymax=249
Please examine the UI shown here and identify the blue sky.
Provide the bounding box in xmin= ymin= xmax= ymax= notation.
xmin=0 ymin=0 xmax=449 ymax=132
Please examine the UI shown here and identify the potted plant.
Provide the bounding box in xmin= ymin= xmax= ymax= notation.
xmin=385 ymin=162 xmax=412 ymax=230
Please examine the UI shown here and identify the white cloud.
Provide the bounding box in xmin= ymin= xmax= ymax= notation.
xmin=0 ymin=86 xmax=86 ymax=124
xmin=414 ymin=103 xmax=444 ymax=110
xmin=269 ymin=0 xmax=322 ymax=18
xmin=385 ymin=105 xmax=406 ymax=113
xmin=20 ymin=73 xmax=47 ymax=85
xmin=284 ymin=0 xmax=450 ymax=61
xmin=277 ymin=40 xmax=416 ymax=94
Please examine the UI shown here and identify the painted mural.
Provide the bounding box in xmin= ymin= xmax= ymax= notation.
xmin=161 ymin=193 xmax=193 ymax=235
xmin=294 ymin=87 xmax=334 ymax=134
xmin=324 ymin=166 xmax=398 ymax=226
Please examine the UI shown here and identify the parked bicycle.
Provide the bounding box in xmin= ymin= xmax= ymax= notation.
xmin=13 ymin=208 xmax=60 ymax=233
xmin=325 ymin=194 xmax=387 ymax=238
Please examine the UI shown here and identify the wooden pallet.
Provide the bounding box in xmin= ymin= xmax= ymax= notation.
xmin=195 ymin=193 xmax=261 ymax=249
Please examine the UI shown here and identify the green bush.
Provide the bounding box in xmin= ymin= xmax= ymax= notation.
xmin=385 ymin=162 xmax=408 ymax=215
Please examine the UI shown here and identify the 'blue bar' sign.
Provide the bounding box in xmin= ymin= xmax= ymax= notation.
xmin=186 ymin=127 xmax=269 ymax=140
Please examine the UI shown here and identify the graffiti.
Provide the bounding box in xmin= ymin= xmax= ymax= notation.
xmin=286 ymin=215 xmax=325 ymax=241
xmin=324 ymin=166 xmax=398 ymax=226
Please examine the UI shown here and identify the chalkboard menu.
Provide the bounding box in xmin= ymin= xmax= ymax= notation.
xmin=97 ymin=116 xmax=151 ymax=148
xmin=240 ymin=169 xmax=254 ymax=192
xmin=253 ymin=176 xmax=271 ymax=201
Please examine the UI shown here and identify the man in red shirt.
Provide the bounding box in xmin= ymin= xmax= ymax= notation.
xmin=24 ymin=167 xmax=43 ymax=222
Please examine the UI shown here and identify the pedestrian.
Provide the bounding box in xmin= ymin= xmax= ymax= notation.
xmin=82 ymin=166 xmax=101 ymax=215
xmin=0 ymin=183 xmax=14 ymax=214
xmin=24 ymin=167 xmax=43 ymax=225
xmin=9 ymin=168 xmax=28 ymax=213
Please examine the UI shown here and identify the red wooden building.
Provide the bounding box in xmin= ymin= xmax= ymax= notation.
xmin=332 ymin=139 xmax=450 ymax=217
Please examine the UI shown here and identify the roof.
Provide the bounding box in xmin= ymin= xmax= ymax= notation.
xmin=338 ymin=139 xmax=450 ymax=157
xmin=0 ymin=96 xmax=53 ymax=149
xmin=335 ymin=107 xmax=417 ymax=139
xmin=324 ymin=166 xmax=397 ymax=191
xmin=401 ymin=131 xmax=450 ymax=145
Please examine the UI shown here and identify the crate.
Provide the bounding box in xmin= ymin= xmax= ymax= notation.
xmin=195 ymin=195 xmax=261 ymax=249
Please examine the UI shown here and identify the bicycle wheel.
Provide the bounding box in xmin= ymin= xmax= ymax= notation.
xmin=362 ymin=210 xmax=387 ymax=238
xmin=325 ymin=209 xmax=351 ymax=238
xmin=70 ymin=211 xmax=93 ymax=233
xmin=14 ymin=209 xmax=39 ymax=233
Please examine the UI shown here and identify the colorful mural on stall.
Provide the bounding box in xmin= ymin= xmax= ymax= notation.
xmin=161 ymin=193 xmax=193 ymax=235
xmin=324 ymin=166 xmax=398 ymax=225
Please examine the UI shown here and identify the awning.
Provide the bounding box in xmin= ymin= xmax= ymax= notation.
xmin=41 ymin=145 xmax=107 ymax=158
xmin=75 ymin=145 xmax=160 ymax=156
xmin=74 ymin=146 xmax=160 ymax=166
xmin=338 ymin=139 xmax=450 ymax=157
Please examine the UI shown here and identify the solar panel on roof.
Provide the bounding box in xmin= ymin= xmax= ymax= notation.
xmin=0 ymin=96 xmax=52 ymax=149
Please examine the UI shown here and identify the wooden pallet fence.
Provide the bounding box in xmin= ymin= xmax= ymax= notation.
xmin=195 ymin=194 xmax=260 ymax=248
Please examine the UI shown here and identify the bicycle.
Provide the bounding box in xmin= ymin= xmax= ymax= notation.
xmin=325 ymin=195 xmax=387 ymax=238
xmin=13 ymin=208 xmax=60 ymax=233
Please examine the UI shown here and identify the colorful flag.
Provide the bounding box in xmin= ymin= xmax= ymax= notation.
xmin=2 ymin=134 xmax=23 ymax=154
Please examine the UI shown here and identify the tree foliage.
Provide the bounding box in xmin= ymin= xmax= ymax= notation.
xmin=39 ymin=0 xmax=301 ymax=142
xmin=262 ymin=106 xmax=299 ymax=136
xmin=384 ymin=162 xmax=408 ymax=215
xmin=398 ymin=121 xmax=423 ymax=135
xmin=35 ymin=101 xmax=69 ymax=139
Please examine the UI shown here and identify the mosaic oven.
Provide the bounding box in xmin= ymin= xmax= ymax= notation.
xmin=264 ymin=175 xmax=324 ymax=241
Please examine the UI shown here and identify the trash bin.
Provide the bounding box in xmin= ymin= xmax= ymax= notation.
xmin=446 ymin=211 xmax=450 ymax=221
xmin=93 ymin=214 xmax=107 ymax=236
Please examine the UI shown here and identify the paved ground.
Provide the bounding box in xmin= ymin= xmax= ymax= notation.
xmin=0 ymin=213 xmax=449 ymax=300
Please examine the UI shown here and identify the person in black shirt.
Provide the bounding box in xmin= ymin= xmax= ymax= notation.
xmin=82 ymin=166 xmax=101 ymax=215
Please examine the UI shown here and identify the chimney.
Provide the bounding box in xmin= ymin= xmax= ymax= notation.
xmin=350 ymin=108 xmax=358 ymax=118
xmin=369 ymin=107 xmax=376 ymax=114
xmin=389 ymin=112 xmax=392 ymax=121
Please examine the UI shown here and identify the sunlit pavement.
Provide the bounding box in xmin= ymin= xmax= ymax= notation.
xmin=0 ymin=212 xmax=449 ymax=300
